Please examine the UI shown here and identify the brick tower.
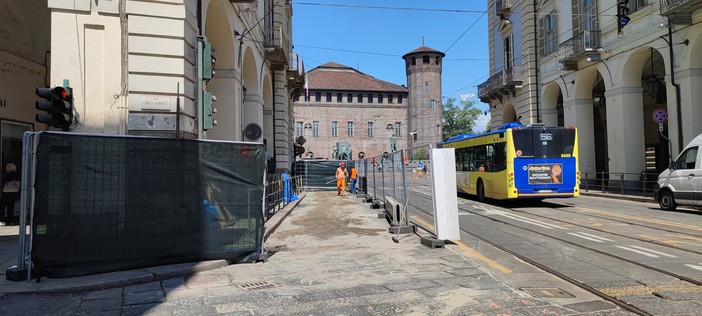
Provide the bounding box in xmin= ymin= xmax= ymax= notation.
xmin=402 ymin=46 xmax=445 ymax=148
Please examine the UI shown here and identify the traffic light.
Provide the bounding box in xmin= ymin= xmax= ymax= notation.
xmin=202 ymin=41 xmax=215 ymax=81
xmin=202 ymin=91 xmax=217 ymax=130
xmin=293 ymin=144 xmax=305 ymax=157
xmin=616 ymin=0 xmax=630 ymax=34
xmin=35 ymin=86 xmax=73 ymax=131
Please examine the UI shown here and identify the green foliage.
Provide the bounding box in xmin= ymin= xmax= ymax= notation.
xmin=485 ymin=121 xmax=492 ymax=133
xmin=441 ymin=98 xmax=483 ymax=141
xmin=412 ymin=148 xmax=429 ymax=161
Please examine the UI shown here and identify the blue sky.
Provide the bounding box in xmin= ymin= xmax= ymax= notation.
xmin=291 ymin=0 xmax=491 ymax=131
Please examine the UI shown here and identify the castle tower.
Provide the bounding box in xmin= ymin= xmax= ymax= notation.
xmin=402 ymin=46 xmax=445 ymax=148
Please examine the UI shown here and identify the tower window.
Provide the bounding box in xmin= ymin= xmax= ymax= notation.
xmin=326 ymin=93 xmax=332 ymax=102
xmin=424 ymin=82 xmax=429 ymax=92
xmin=422 ymin=55 xmax=430 ymax=64
xmin=367 ymin=94 xmax=373 ymax=103
xmin=430 ymin=99 xmax=436 ymax=108
xmin=358 ymin=94 xmax=363 ymax=103
xmin=378 ymin=94 xmax=384 ymax=103
xmin=411 ymin=57 xmax=416 ymax=65
xmin=336 ymin=93 xmax=342 ymax=102
xmin=398 ymin=95 xmax=403 ymax=104
xmin=347 ymin=93 xmax=353 ymax=102
xmin=388 ymin=95 xmax=394 ymax=104
xmin=435 ymin=56 xmax=440 ymax=65
xmin=315 ymin=92 xmax=321 ymax=102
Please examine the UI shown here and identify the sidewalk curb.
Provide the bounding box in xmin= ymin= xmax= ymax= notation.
xmin=0 ymin=193 xmax=307 ymax=295
xmin=581 ymin=191 xmax=654 ymax=204
xmin=263 ymin=192 xmax=307 ymax=242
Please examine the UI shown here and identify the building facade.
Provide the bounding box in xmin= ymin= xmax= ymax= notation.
xmin=294 ymin=62 xmax=409 ymax=160
xmin=0 ymin=0 xmax=303 ymax=175
xmin=479 ymin=0 xmax=702 ymax=182
xmin=294 ymin=46 xmax=445 ymax=161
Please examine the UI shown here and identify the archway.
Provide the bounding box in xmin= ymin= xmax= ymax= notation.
xmin=204 ymin=1 xmax=237 ymax=140
xmin=242 ymin=47 xmax=261 ymax=142
xmin=502 ymin=104 xmax=517 ymax=124
xmin=640 ymin=48 xmax=669 ymax=172
xmin=541 ymin=82 xmax=564 ymax=127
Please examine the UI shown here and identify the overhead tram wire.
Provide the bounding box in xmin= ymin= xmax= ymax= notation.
xmin=444 ymin=10 xmax=486 ymax=53
xmin=293 ymin=2 xmax=485 ymax=14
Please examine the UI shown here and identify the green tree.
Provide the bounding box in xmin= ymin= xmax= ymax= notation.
xmin=442 ymin=98 xmax=482 ymax=141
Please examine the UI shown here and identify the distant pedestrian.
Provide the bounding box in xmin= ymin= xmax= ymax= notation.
xmin=349 ymin=166 xmax=358 ymax=195
xmin=336 ymin=162 xmax=348 ymax=196
xmin=422 ymin=163 xmax=428 ymax=174
xmin=2 ymin=163 xmax=20 ymax=225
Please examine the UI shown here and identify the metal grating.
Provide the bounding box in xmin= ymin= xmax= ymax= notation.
xmin=520 ymin=287 xmax=575 ymax=298
xmin=237 ymin=281 xmax=279 ymax=291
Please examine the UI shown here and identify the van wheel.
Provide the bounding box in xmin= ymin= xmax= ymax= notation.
xmin=658 ymin=190 xmax=677 ymax=211
xmin=477 ymin=181 xmax=486 ymax=203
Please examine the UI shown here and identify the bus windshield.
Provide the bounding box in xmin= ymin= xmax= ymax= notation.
xmin=512 ymin=128 xmax=576 ymax=158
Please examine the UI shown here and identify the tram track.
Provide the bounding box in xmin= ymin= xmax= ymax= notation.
xmin=390 ymin=190 xmax=701 ymax=316
xmin=498 ymin=203 xmax=702 ymax=256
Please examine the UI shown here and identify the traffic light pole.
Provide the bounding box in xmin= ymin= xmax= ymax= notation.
xmin=197 ymin=37 xmax=204 ymax=139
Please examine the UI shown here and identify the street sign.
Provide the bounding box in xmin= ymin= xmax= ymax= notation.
xmin=652 ymin=108 xmax=668 ymax=123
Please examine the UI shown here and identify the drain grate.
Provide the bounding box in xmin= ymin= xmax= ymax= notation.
xmin=237 ymin=281 xmax=279 ymax=291
xmin=521 ymin=287 xmax=575 ymax=298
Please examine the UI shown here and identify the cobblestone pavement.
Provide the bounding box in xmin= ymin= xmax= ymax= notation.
xmin=0 ymin=191 xmax=631 ymax=315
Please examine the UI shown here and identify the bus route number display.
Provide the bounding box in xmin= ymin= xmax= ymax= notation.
xmin=527 ymin=163 xmax=563 ymax=184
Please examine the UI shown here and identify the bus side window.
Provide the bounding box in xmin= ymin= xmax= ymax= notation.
xmin=492 ymin=143 xmax=507 ymax=171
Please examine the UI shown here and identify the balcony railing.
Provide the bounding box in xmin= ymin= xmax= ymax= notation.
xmin=558 ymin=30 xmax=601 ymax=70
xmin=660 ymin=0 xmax=701 ymax=24
xmin=287 ymin=53 xmax=305 ymax=97
xmin=477 ymin=65 xmax=523 ymax=103
xmin=264 ymin=25 xmax=290 ymax=70
xmin=496 ymin=0 xmax=513 ymax=17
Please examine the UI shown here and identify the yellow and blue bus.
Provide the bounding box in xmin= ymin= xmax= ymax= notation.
xmin=438 ymin=123 xmax=580 ymax=201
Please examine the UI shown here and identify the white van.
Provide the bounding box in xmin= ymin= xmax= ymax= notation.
xmin=655 ymin=133 xmax=702 ymax=211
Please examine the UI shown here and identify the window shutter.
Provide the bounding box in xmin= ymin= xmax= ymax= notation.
xmin=538 ymin=17 xmax=545 ymax=58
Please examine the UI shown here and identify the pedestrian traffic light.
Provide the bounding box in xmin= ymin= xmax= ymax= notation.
xmin=35 ymin=86 xmax=73 ymax=131
xmin=616 ymin=0 xmax=630 ymax=34
xmin=202 ymin=91 xmax=217 ymax=130
xmin=202 ymin=41 xmax=215 ymax=81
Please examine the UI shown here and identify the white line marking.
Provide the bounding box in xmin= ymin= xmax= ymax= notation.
xmin=575 ymin=232 xmax=614 ymax=242
xmin=568 ymin=232 xmax=608 ymax=242
xmin=497 ymin=213 xmax=566 ymax=229
xmin=615 ymin=245 xmax=660 ymax=258
xmin=685 ymin=264 xmax=702 ymax=271
xmin=628 ymin=245 xmax=676 ymax=258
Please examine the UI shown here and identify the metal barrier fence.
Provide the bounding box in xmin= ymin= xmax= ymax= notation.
xmin=581 ymin=171 xmax=659 ymax=197
xmin=362 ymin=144 xmax=437 ymax=236
xmin=15 ymin=131 xmax=267 ymax=279
xmin=263 ymin=174 xmax=303 ymax=221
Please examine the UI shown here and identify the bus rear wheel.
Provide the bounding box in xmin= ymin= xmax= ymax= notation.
xmin=477 ymin=181 xmax=486 ymax=203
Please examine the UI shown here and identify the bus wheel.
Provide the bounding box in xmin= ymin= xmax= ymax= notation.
xmin=658 ymin=190 xmax=677 ymax=211
xmin=477 ymin=181 xmax=486 ymax=203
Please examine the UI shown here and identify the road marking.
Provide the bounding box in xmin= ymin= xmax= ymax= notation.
xmin=615 ymin=245 xmax=676 ymax=258
xmin=571 ymin=206 xmax=702 ymax=232
xmin=684 ymin=264 xmax=702 ymax=271
xmin=410 ymin=215 xmax=512 ymax=274
xmin=568 ymin=232 xmax=613 ymax=242
xmin=615 ymin=246 xmax=660 ymax=257
xmin=489 ymin=211 xmax=566 ymax=230
xmin=628 ymin=245 xmax=676 ymax=258
xmin=452 ymin=240 xmax=512 ymax=274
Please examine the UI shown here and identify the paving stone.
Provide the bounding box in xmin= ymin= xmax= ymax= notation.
xmin=562 ymin=300 xmax=620 ymax=313
xmin=383 ymin=279 xmax=439 ymax=291
xmin=81 ymin=287 xmax=122 ymax=300
xmin=303 ymin=305 xmax=372 ymax=316
xmin=653 ymin=290 xmax=702 ymax=301
xmin=204 ymin=290 xmax=276 ymax=305
xmin=124 ymin=289 xmax=164 ymax=306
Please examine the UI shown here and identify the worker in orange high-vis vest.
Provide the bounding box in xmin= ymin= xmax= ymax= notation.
xmin=336 ymin=162 xmax=348 ymax=196
xmin=349 ymin=166 xmax=358 ymax=195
